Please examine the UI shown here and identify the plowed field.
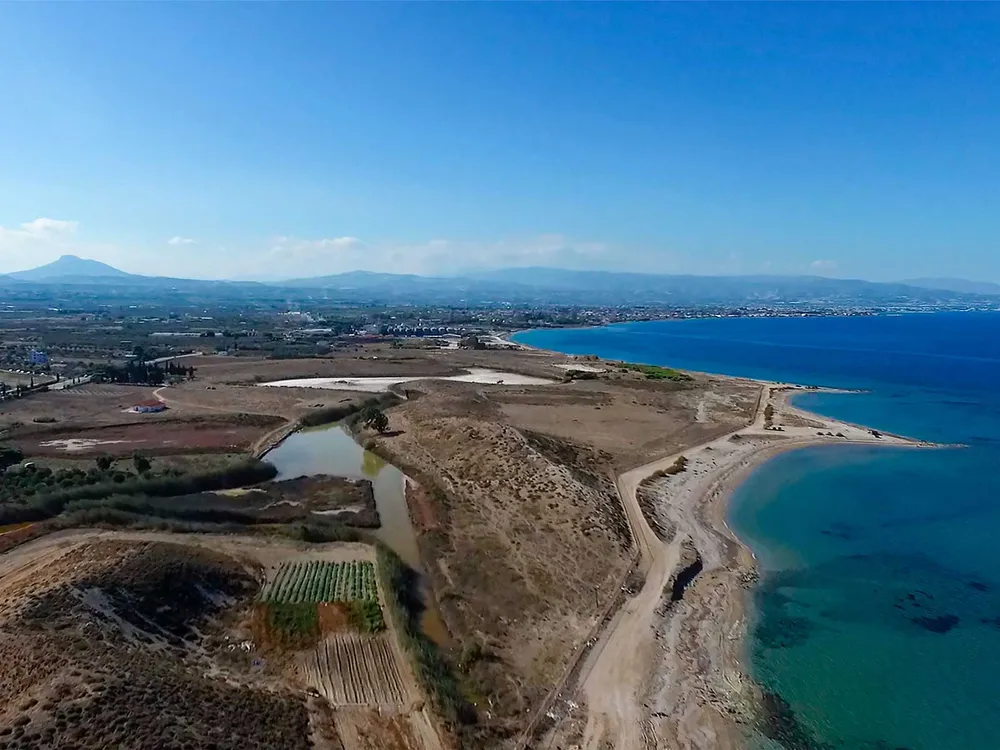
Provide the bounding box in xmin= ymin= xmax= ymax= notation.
xmin=300 ymin=634 xmax=407 ymax=706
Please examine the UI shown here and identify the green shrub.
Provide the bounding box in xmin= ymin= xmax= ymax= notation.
xmin=0 ymin=459 xmax=278 ymax=525
xmin=346 ymin=600 xmax=385 ymax=633
xmin=619 ymin=362 xmax=692 ymax=382
xmin=376 ymin=544 xmax=474 ymax=728
xmin=266 ymin=602 xmax=319 ymax=645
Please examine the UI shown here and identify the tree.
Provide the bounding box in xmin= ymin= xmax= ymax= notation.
xmin=132 ymin=452 xmax=152 ymax=474
xmin=361 ymin=406 xmax=389 ymax=433
xmin=95 ymin=455 xmax=114 ymax=472
xmin=0 ymin=447 xmax=23 ymax=471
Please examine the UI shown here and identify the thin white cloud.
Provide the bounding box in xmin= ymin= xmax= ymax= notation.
xmin=1 ymin=217 xmax=82 ymax=272
xmin=0 ymin=217 xmax=78 ymax=243
xmin=21 ymin=217 xmax=79 ymax=236
xmin=810 ymin=259 xmax=838 ymax=272
xmin=1 ymin=221 xmax=650 ymax=280
xmin=257 ymin=233 xmax=616 ymax=278
xmin=0 ymin=217 xmax=138 ymax=275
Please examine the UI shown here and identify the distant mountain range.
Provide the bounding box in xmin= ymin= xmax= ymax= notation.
xmin=902 ymin=277 xmax=1000 ymax=296
xmin=2 ymin=255 xmax=999 ymax=308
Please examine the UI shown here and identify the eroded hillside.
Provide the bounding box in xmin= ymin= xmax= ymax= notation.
xmin=368 ymin=372 xmax=757 ymax=747
xmin=0 ymin=539 xmax=308 ymax=750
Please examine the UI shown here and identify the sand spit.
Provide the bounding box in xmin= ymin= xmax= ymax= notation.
xmin=261 ymin=367 xmax=556 ymax=392
xmin=537 ymin=382 xmax=939 ymax=750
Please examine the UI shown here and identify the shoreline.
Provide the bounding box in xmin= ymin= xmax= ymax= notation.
xmin=510 ymin=343 xmax=942 ymax=749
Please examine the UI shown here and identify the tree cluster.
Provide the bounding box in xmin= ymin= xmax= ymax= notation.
xmin=360 ymin=406 xmax=389 ymax=433
xmin=92 ymin=361 xmax=195 ymax=386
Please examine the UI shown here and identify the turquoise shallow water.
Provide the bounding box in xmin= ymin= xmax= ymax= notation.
xmin=514 ymin=313 xmax=1000 ymax=750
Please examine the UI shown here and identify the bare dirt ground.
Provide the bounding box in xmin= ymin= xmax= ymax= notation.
xmin=154 ymin=380 xmax=374 ymax=421
xmin=0 ymin=347 xmax=606 ymax=460
xmin=192 ymin=351 xmax=464 ymax=385
xmin=0 ymin=530 xmax=446 ymax=750
xmin=299 ymin=634 xmax=408 ymax=705
xmin=263 ymin=368 xmax=557 ymax=391
xmin=493 ymin=374 xmax=755 ymax=471
xmin=12 ymin=414 xmax=284 ymax=457
xmin=359 ymin=352 xmax=759 ymax=748
xmin=0 ymin=384 xmax=162 ymax=429
xmin=0 ymin=534 xmax=309 ymax=750
xmin=547 ymin=384 xmax=933 ymax=750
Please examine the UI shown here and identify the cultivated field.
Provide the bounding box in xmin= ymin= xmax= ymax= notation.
xmin=299 ymin=634 xmax=408 ymax=705
xmin=0 ymin=531 xmax=444 ymax=750
xmin=261 ymin=560 xmax=378 ymax=603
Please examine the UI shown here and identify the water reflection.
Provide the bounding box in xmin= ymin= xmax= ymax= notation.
xmin=264 ymin=423 xmax=450 ymax=644
xmin=362 ymin=449 xmax=386 ymax=478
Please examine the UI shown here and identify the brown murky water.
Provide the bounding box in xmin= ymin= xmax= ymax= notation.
xmin=264 ymin=423 xmax=450 ymax=644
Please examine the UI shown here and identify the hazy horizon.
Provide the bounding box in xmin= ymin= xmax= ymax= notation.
xmin=5 ymin=254 xmax=1000 ymax=293
xmin=2 ymin=4 xmax=999 ymax=282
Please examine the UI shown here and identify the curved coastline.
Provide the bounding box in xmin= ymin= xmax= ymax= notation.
xmin=510 ymin=331 xmax=939 ymax=750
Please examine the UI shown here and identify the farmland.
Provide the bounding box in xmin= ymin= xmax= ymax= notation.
xmin=256 ymin=560 xmax=386 ymax=645
xmin=299 ymin=634 xmax=408 ymax=705
xmin=260 ymin=560 xmax=378 ymax=604
xmin=0 ymin=531 xmax=445 ymax=750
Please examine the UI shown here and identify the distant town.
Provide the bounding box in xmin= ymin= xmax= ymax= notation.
xmin=1 ymin=255 xmax=998 ymax=396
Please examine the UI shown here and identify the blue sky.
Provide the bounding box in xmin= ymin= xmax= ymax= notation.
xmin=1 ymin=3 xmax=998 ymax=280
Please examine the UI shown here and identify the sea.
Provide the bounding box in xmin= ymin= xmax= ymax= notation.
xmin=513 ymin=312 xmax=1000 ymax=750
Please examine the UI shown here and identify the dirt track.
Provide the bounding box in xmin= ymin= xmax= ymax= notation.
xmin=300 ymin=634 xmax=408 ymax=706
xmin=573 ymin=382 xmax=931 ymax=750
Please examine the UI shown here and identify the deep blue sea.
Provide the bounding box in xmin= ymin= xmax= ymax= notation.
xmin=514 ymin=313 xmax=1000 ymax=750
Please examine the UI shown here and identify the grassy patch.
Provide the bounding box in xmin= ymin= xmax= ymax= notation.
xmin=264 ymin=602 xmax=320 ymax=646
xmin=649 ymin=455 xmax=688 ymax=480
xmin=619 ymin=362 xmax=692 ymax=382
xmin=346 ymin=600 xmax=386 ymax=633
xmin=376 ymin=544 xmax=474 ymax=729
xmin=0 ymin=458 xmax=278 ymax=525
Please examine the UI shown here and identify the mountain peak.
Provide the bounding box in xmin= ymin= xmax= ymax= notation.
xmin=10 ymin=255 xmax=134 ymax=282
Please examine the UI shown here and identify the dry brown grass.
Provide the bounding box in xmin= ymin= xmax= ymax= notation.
xmin=192 ymin=351 xmax=462 ymax=385
xmin=0 ymin=539 xmax=310 ymax=750
xmin=361 ymin=361 xmax=757 ymax=747
xmin=0 ymin=385 xmax=162 ymax=430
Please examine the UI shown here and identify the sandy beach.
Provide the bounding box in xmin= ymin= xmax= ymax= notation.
xmin=537 ymin=379 xmax=936 ymax=750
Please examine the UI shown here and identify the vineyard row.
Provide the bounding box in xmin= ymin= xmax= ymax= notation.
xmin=260 ymin=560 xmax=378 ymax=603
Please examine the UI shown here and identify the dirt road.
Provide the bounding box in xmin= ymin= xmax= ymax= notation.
xmin=574 ymin=381 xmax=929 ymax=750
xmin=578 ymin=429 xmax=751 ymax=750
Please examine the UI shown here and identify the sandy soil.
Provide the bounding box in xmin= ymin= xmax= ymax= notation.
xmin=494 ymin=376 xmax=756 ymax=471
xmin=0 ymin=384 xmax=163 ymax=429
xmin=190 ymin=351 xmax=464 ymax=384
xmin=0 ymin=530 xmax=376 ymax=583
xmin=0 ymin=530 xmax=447 ymax=750
xmin=262 ymin=367 xmax=557 ymax=391
xmin=13 ymin=416 xmax=283 ymax=457
xmin=553 ymin=363 xmax=607 ymax=373
xmin=359 ymin=365 xmax=758 ymax=747
xmin=547 ymin=383 xmax=934 ymax=750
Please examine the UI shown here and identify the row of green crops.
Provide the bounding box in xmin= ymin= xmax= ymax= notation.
xmin=259 ymin=560 xmax=378 ymax=604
